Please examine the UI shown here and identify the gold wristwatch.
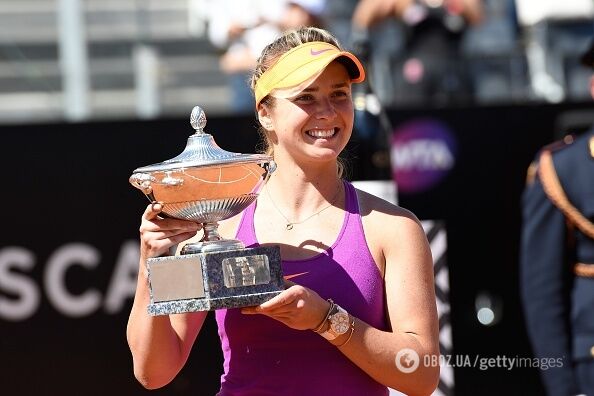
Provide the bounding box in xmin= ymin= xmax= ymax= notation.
xmin=318 ymin=302 xmax=350 ymax=341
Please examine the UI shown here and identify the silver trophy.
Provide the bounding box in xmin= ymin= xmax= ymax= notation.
xmin=129 ymin=106 xmax=283 ymax=315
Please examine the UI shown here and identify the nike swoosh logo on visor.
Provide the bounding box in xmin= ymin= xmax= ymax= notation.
xmin=310 ymin=48 xmax=332 ymax=56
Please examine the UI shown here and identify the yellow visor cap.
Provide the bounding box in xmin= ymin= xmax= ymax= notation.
xmin=254 ymin=41 xmax=366 ymax=107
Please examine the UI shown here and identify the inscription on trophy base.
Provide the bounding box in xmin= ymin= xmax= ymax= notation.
xmin=146 ymin=245 xmax=283 ymax=315
xmin=150 ymin=256 xmax=205 ymax=301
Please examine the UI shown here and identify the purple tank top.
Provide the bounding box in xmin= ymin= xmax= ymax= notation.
xmin=215 ymin=180 xmax=388 ymax=396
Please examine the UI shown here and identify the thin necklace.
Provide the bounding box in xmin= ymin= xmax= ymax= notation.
xmin=266 ymin=181 xmax=342 ymax=231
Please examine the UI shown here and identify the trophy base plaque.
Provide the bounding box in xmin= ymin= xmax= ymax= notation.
xmin=146 ymin=245 xmax=284 ymax=315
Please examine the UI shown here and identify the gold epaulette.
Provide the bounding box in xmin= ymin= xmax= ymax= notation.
xmin=544 ymin=134 xmax=575 ymax=151
xmin=525 ymin=135 xmax=574 ymax=185
xmin=538 ymin=149 xmax=594 ymax=239
xmin=525 ymin=161 xmax=538 ymax=185
xmin=574 ymin=262 xmax=594 ymax=278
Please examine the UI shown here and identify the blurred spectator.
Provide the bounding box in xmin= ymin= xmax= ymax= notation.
xmin=460 ymin=0 xmax=524 ymax=104
xmin=520 ymin=39 xmax=594 ymax=396
xmin=515 ymin=0 xmax=594 ymax=103
xmin=323 ymin=0 xmax=360 ymax=47
xmin=204 ymin=0 xmax=326 ymax=113
xmin=204 ymin=0 xmax=286 ymax=113
xmin=280 ymin=0 xmax=327 ymax=31
xmin=351 ymin=0 xmax=484 ymax=106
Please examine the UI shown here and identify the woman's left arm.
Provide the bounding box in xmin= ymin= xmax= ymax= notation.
xmin=334 ymin=209 xmax=440 ymax=395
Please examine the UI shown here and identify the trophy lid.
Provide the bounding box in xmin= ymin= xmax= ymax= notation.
xmin=133 ymin=106 xmax=271 ymax=173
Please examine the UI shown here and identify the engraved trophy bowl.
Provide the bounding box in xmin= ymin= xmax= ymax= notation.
xmin=128 ymin=105 xmax=282 ymax=314
xmin=129 ymin=105 xmax=276 ymax=254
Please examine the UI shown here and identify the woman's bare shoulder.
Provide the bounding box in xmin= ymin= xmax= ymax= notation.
xmin=355 ymin=187 xmax=426 ymax=250
xmin=355 ymin=187 xmax=420 ymax=225
xmin=355 ymin=187 xmax=430 ymax=278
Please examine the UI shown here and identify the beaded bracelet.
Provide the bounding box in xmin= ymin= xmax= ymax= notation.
xmin=313 ymin=298 xmax=334 ymax=333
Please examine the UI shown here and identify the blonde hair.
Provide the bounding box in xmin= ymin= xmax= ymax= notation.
xmin=250 ymin=27 xmax=347 ymax=177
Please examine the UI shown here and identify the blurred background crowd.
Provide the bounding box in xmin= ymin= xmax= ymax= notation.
xmin=1 ymin=0 xmax=594 ymax=124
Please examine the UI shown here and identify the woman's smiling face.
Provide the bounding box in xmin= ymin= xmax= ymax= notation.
xmin=264 ymin=61 xmax=354 ymax=165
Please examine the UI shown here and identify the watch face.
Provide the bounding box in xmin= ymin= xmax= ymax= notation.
xmin=330 ymin=312 xmax=350 ymax=335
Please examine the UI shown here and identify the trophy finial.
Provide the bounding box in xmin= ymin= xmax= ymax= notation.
xmin=190 ymin=106 xmax=207 ymax=133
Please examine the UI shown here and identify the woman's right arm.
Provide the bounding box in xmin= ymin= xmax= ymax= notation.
xmin=126 ymin=203 xmax=208 ymax=389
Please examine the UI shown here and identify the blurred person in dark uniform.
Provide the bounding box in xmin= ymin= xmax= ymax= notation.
xmin=520 ymin=40 xmax=594 ymax=396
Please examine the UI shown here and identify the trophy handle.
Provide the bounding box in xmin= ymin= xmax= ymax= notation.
xmin=129 ymin=173 xmax=155 ymax=195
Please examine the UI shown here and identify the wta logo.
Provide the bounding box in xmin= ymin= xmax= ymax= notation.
xmin=391 ymin=119 xmax=457 ymax=194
